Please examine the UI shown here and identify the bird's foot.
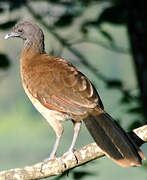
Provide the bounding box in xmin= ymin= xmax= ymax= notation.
xmin=40 ymin=154 xmax=57 ymax=172
xmin=43 ymin=154 xmax=56 ymax=163
xmin=63 ymin=149 xmax=78 ymax=164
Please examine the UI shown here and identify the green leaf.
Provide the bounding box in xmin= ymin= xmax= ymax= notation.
xmin=143 ymin=161 xmax=147 ymax=169
xmin=0 ymin=54 xmax=10 ymax=69
xmin=106 ymin=79 xmax=122 ymax=88
xmin=0 ymin=20 xmax=18 ymax=30
xmin=120 ymin=92 xmax=132 ymax=104
xmin=99 ymin=29 xmax=114 ymax=42
xmin=9 ymin=1 xmax=25 ymax=11
xmin=80 ymin=25 xmax=88 ymax=34
xmin=97 ymin=4 xmax=127 ymax=25
xmin=128 ymin=120 xmax=142 ymax=130
xmin=0 ymin=7 xmax=4 ymax=13
xmin=55 ymin=14 xmax=75 ymax=27
xmin=127 ymin=106 xmax=143 ymax=114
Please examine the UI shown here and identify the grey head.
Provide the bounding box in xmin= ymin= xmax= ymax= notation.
xmin=5 ymin=21 xmax=45 ymax=52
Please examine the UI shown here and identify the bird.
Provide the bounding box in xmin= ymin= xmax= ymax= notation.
xmin=5 ymin=21 xmax=144 ymax=167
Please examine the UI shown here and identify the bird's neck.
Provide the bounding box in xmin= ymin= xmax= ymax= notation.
xmin=20 ymin=40 xmax=45 ymax=69
xmin=22 ymin=38 xmax=45 ymax=55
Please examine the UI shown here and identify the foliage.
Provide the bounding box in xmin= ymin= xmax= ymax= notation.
xmin=0 ymin=54 xmax=10 ymax=69
xmin=0 ymin=0 xmax=146 ymax=127
xmin=0 ymin=0 xmax=146 ymax=178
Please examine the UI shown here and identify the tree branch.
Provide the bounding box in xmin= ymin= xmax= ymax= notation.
xmin=0 ymin=125 xmax=146 ymax=180
xmin=70 ymin=38 xmax=130 ymax=54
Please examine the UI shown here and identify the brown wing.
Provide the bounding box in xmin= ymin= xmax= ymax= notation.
xmin=22 ymin=53 xmax=103 ymax=115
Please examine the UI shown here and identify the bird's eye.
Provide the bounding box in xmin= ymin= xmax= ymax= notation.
xmin=18 ymin=29 xmax=23 ymax=33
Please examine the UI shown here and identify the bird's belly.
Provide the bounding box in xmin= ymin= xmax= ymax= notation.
xmin=23 ymin=85 xmax=70 ymax=123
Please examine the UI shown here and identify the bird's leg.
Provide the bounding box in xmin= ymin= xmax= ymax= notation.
xmin=44 ymin=119 xmax=64 ymax=162
xmin=68 ymin=121 xmax=82 ymax=152
xmin=48 ymin=135 xmax=62 ymax=159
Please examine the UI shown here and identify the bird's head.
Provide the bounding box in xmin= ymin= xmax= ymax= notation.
xmin=5 ymin=21 xmax=45 ymax=52
xmin=5 ymin=21 xmax=44 ymax=41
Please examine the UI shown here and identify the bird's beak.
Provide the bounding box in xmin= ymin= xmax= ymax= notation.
xmin=4 ymin=32 xmax=19 ymax=40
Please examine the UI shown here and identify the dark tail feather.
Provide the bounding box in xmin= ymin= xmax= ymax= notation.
xmin=83 ymin=108 xmax=144 ymax=167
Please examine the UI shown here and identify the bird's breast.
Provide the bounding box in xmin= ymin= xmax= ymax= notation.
xmin=23 ymin=83 xmax=70 ymax=123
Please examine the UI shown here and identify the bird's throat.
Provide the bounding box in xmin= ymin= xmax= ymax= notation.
xmin=23 ymin=38 xmax=45 ymax=55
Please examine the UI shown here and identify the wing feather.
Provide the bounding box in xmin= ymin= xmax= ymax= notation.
xmin=21 ymin=54 xmax=103 ymax=115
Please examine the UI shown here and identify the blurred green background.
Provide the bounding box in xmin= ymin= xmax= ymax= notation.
xmin=0 ymin=0 xmax=146 ymax=180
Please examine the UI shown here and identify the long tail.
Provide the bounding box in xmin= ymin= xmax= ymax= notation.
xmin=83 ymin=108 xmax=145 ymax=167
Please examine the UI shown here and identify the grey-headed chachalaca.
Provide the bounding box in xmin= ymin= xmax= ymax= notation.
xmin=5 ymin=21 xmax=144 ymax=167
